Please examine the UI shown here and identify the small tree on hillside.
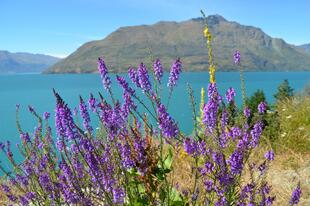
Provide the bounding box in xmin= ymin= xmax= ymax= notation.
xmin=274 ymin=79 xmax=294 ymax=102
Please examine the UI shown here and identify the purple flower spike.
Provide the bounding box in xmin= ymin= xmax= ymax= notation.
xmin=98 ymin=57 xmax=111 ymax=90
xmin=79 ymin=96 xmax=93 ymax=132
xmin=243 ymin=107 xmax=251 ymax=118
xmin=167 ymin=58 xmax=182 ymax=88
xmin=88 ymin=94 xmax=97 ymax=112
xmin=258 ymin=101 xmax=267 ymax=114
xmin=290 ymin=184 xmax=302 ymax=205
xmin=137 ymin=63 xmax=152 ymax=93
xmin=43 ymin=112 xmax=50 ymax=120
xmin=128 ymin=66 xmax=140 ymax=88
xmin=157 ymin=103 xmax=179 ymax=138
xmin=116 ymin=75 xmax=135 ymax=95
xmin=264 ymin=150 xmax=274 ymax=161
xmin=234 ymin=50 xmax=241 ymax=65
xmin=153 ymin=58 xmax=164 ymax=83
xmin=225 ymin=87 xmax=236 ymax=103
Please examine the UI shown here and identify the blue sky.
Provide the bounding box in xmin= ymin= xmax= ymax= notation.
xmin=1 ymin=0 xmax=310 ymax=58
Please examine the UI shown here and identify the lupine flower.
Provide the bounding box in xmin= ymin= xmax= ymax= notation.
xmin=43 ymin=112 xmax=50 ymax=120
xmin=79 ymin=96 xmax=93 ymax=132
xmin=167 ymin=58 xmax=182 ymax=88
xmin=184 ymin=138 xmax=198 ymax=156
xmin=137 ymin=63 xmax=152 ymax=93
xmin=112 ymin=187 xmax=125 ymax=204
xmin=265 ymin=150 xmax=275 ymax=161
xmin=234 ymin=50 xmax=241 ymax=65
xmin=250 ymin=121 xmax=263 ymax=147
xmin=98 ymin=57 xmax=111 ymax=90
xmin=116 ymin=75 xmax=135 ymax=95
xmin=153 ymin=58 xmax=164 ymax=83
xmin=128 ymin=66 xmax=140 ymax=88
xmin=228 ymin=150 xmax=244 ymax=175
xmin=157 ymin=103 xmax=179 ymax=138
xmin=258 ymin=101 xmax=267 ymax=114
xmin=243 ymin=107 xmax=251 ymax=118
xmin=290 ymin=184 xmax=302 ymax=205
xmin=121 ymin=91 xmax=136 ymax=119
xmin=88 ymin=94 xmax=97 ymax=112
xmin=203 ymin=84 xmax=220 ymax=132
xmin=225 ymin=87 xmax=236 ymax=103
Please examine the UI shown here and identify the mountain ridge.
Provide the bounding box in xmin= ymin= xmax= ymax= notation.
xmin=299 ymin=44 xmax=310 ymax=52
xmin=0 ymin=50 xmax=60 ymax=74
xmin=46 ymin=15 xmax=310 ymax=74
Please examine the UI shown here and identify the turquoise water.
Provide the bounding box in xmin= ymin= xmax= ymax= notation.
xmin=0 ymin=72 xmax=309 ymax=168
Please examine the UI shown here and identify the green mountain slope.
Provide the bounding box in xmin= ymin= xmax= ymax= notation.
xmin=46 ymin=15 xmax=310 ymax=73
xmin=0 ymin=51 xmax=60 ymax=73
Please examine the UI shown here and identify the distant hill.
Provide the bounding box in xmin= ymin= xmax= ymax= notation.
xmin=299 ymin=44 xmax=310 ymax=53
xmin=46 ymin=15 xmax=310 ymax=73
xmin=0 ymin=51 xmax=60 ymax=74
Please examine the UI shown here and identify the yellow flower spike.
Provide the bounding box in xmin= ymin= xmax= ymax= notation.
xmin=203 ymin=27 xmax=209 ymax=38
xmin=209 ymin=64 xmax=216 ymax=83
xmin=203 ymin=22 xmax=216 ymax=84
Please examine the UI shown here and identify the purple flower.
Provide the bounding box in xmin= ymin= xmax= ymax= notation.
xmin=258 ymin=101 xmax=267 ymax=114
xmin=121 ymin=91 xmax=136 ymax=119
xmin=228 ymin=150 xmax=244 ymax=175
xmin=20 ymin=133 xmax=30 ymax=143
xmin=153 ymin=58 xmax=164 ymax=83
xmin=290 ymin=184 xmax=302 ymax=205
xmin=128 ymin=66 xmax=140 ymax=88
xmin=116 ymin=75 xmax=135 ymax=95
xmin=225 ymin=87 xmax=236 ymax=103
xmin=250 ymin=121 xmax=263 ymax=148
xmin=54 ymin=90 xmax=79 ymax=140
xmin=43 ymin=112 xmax=50 ymax=120
xmin=230 ymin=126 xmax=242 ymax=140
xmin=234 ymin=50 xmax=241 ymax=65
xmin=264 ymin=150 xmax=275 ymax=161
xmin=157 ymin=103 xmax=179 ymax=138
xmin=167 ymin=58 xmax=182 ymax=88
xmin=88 ymin=94 xmax=97 ymax=112
xmin=203 ymin=84 xmax=220 ymax=132
xmin=243 ymin=107 xmax=251 ymax=118
xmin=204 ymin=180 xmax=213 ymax=192
xmin=79 ymin=96 xmax=93 ymax=132
xmin=98 ymin=57 xmax=111 ymax=90
xmin=184 ymin=138 xmax=198 ymax=156
xmin=112 ymin=187 xmax=125 ymax=204
xmin=137 ymin=63 xmax=152 ymax=93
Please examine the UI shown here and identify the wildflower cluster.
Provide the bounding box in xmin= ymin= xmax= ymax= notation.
xmin=0 ymin=27 xmax=302 ymax=206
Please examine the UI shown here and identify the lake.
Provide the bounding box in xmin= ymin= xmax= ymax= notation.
xmin=0 ymin=72 xmax=309 ymax=167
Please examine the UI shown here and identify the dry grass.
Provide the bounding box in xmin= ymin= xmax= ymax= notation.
xmin=170 ymin=144 xmax=310 ymax=205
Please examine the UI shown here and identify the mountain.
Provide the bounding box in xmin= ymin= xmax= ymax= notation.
xmin=46 ymin=15 xmax=310 ymax=73
xmin=0 ymin=51 xmax=60 ymax=74
xmin=299 ymin=44 xmax=310 ymax=53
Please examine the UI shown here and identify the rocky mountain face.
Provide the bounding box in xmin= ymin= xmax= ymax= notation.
xmin=46 ymin=15 xmax=310 ymax=73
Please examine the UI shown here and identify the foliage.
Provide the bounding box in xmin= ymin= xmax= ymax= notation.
xmin=274 ymin=79 xmax=294 ymax=102
xmin=246 ymin=90 xmax=267 ymax=114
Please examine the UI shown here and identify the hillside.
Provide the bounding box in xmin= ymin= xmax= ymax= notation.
xmin=299 ymin=44 xmax=310 ymax=53
xmin=46 ymin=15 xmax=310 ymax=73
xmin=0 ymin=51 xmax=60 ymax=74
